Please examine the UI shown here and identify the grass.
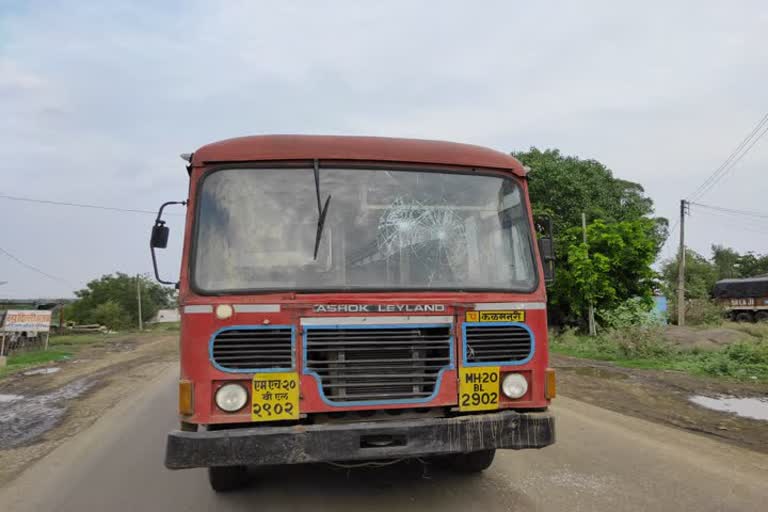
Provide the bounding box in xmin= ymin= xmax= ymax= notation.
xmin=0 ymin=323 xmax=180 ymax=379
xmin=551 ymin=325 xmax=768 ymax=382
xmin=144 ymin=322 xmax=180 ymax=332
xmin=0 ymin=350 xmax=74 ymax=378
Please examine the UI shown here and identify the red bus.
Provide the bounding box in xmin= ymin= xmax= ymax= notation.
xmin=152 ymin=135 xmax=556 ymax=491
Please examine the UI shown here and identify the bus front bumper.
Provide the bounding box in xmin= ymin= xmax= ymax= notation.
xmin=165 ymin=410 xmax=555 ymax=469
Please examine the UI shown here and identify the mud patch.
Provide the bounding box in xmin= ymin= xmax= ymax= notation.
xmin=0 ymin=377 xmax=99 ymax=449
xmin=553 ymin=354 xmax=768 ymax=454
xmin=690 ymin=396 xmax=768 ymax=421
xmin=0 ymin=333 xmax=178 ymax=487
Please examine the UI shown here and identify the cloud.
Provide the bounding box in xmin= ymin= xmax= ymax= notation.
xmin=0 ymin=0 xmax=767 ymax=297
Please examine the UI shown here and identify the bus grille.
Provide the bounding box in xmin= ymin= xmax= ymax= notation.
xmin=464 ymin=325 xmax=533 ymax=363
xmin=211 ymin=327 xmax=293 ymax=371
xmin=305 ymin=326 xmax=452 ymax=403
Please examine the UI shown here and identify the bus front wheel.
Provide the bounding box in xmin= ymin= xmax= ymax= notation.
xmin=208 ymin=465 xmax=248 ymax=492
xmin=448 ymin=449 xmax=496 ymax=473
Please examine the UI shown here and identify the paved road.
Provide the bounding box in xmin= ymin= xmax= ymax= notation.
xmin=2 ymin=370 xmax=768 ymax=512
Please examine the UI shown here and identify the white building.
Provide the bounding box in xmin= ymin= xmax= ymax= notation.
xmin=152 ymin=308 xmax=180 ymax=323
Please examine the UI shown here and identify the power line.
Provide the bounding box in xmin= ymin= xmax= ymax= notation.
xmin=690 ymin=201 xmax=768 ymax=219
xmin=662 ymin=218 xmax=680 ymax=260
xmin=667 ymin=218 xmax=680 ymax=235
xmin=695 ymin=123 xmax=768 ymax=200
xmin=692 ymin=210 xmax=768 ymax=235
xmin=687 ymin=112 xmax=768 ymax=202
xmin=0 ymin=246 xmax=71 ymax=285
xmin=0 ymin=193 xmax=182 ymax=216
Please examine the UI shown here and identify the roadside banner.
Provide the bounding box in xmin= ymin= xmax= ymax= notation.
xmin=1 ymin=310 xmax=53 ymax=333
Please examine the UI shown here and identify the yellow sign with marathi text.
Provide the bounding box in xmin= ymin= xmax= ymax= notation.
xmin=251 ymin=372 xmax=299 ymax=422
xmin=466 ymin=310 xmax=525 ymax=323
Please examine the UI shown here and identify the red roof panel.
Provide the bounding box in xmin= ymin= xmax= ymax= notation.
xmin=192 ymin=135 xmax=526 ymax=176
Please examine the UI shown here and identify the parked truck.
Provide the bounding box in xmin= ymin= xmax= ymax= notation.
xmin=713 ymin=277 xmax=768 ymax=322
xmin=151 ymin=135 xmax=556 ymax=491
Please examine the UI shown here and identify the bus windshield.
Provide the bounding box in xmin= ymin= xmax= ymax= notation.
xmin=193 ymin=167 xmax=537 ymax=293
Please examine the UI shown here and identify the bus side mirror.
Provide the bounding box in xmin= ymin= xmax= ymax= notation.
xmin=151 ymin=223 xmax=169 ymax=249
xmin=150 ymin=200 xmax=187 ymax=286
xmin=535 ymin=216 xmax=555 ymax=285
xmin=538 ymin=237 xmax=555 ymax=284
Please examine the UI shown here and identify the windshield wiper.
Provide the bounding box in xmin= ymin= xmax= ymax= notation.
xmin=313 ymin=159 xmax=332 ymax=260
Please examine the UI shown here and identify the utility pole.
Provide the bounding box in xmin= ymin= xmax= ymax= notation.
xmin=582 ymin=212 xmax=596 ymax=336
xmin=136 ymin=274 xmax=143 ymax=331
xmin=677 ymin=200 xmax=688 ymax=326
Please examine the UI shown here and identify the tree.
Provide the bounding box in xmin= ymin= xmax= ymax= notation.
xmin=660 ymin=249 xmax=718 ymax=301
xmin=515 ymin=148 xmax=667 ymax=248
xmin=711 ymin=244 xmax=741 ymax=279
xmin=513 ymin=148 xmax=667 ymax=325
xmin=708 ymin=245 xmax=768 ymax=280
xmin=68 ymin=273 xmax=175 ymax=328
xmin=552 ymin=219 xmax=659 ymax=324
xmin=736 ymin=252 xmax=768 ymax=277
xmin=92 ymin=301 xmax=131 ymax=330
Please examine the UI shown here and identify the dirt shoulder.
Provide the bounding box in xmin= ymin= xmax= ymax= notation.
xmin=0 ymin=332 xmax=178 ymax=487
xmin=553 ymin=354 xmax=768 ymax=454
xmin=3 ymin=327 xmax=766 ymax=488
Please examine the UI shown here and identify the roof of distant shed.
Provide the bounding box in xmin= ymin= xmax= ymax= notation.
xmin=191 ymin=135 xmax=526 ymax=176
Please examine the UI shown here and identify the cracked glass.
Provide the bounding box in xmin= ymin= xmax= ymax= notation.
xmin=193 ymin=167 xmax=537 ymax=292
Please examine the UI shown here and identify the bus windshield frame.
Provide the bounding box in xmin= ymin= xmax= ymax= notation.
xmin=190 ymin=165 xmax=539 ymax=295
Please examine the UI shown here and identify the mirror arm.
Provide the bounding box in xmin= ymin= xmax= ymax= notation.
xmin=151 ymin=245 xmax=176 ymax=286
xmin=155 ymin=200 xmax=187 ymax=223
xmin=151 ymin=200 xmax=187 ymax=288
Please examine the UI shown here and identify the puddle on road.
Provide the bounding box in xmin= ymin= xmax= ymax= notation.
xmin=572 ymin=367 xmax=629 ymax=380
xmin=689 ymin=395 xmax=768 ymax=421
xmin=0 ymin=377 xmax=98 ymax=449
xmin=23 ymin=367 xmax=61 ymax=376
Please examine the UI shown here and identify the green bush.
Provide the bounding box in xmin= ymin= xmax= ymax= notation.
xmin=551 ymin=326 xmax=768 ymax=381
xmin=608 ymin=325 xmax=671 ymax=358
xmin=599 ymin=297 xmax=662 ymax=330
xmin=92 ymin=301 xmax=131 ymax=330
xmin=684 ymin=299 xmax=725 ymax=326
xmin=667 ymin=298 xmax=724 ymax=326
xmin=729 ymin=321 xmax=768 ymax=338
xmin=549 ymin=327 xmax=620 ymax=359
xmin=695 ymin=341 xmax=768 ymax=380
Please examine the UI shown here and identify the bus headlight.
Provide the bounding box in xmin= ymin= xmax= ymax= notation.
xmin=501 ymin=373 xmax=528 ymax=399
xmin=215 ymin=383 xmax=248 ymax=412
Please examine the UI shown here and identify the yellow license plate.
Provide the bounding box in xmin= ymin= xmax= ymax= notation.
xmin=251 ymin=372 xmax=299 ymax=422
xmin=466 ymin=310 xmax=525 ymax=322
xmin=458 ymin=366 xmax=500 ymax=411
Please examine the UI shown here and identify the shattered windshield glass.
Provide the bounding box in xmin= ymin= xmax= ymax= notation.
xmin=193 ymin=167 xmax=537 ymax=292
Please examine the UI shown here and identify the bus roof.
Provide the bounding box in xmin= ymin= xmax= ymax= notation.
xmin=190 ymin=135 xmax=527 ymax=177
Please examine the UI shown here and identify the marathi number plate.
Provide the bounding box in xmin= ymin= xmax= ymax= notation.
xmin=459 ymin=366 xmax=500 ymax=411
xmin=466 ymin=310 xmax=525 ymax=322
xmin=251 ymin=372 xmax=299 ymax=422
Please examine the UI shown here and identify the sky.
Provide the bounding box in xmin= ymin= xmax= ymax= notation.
xmin=1 ymin=0 xmax=767 ymax=298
